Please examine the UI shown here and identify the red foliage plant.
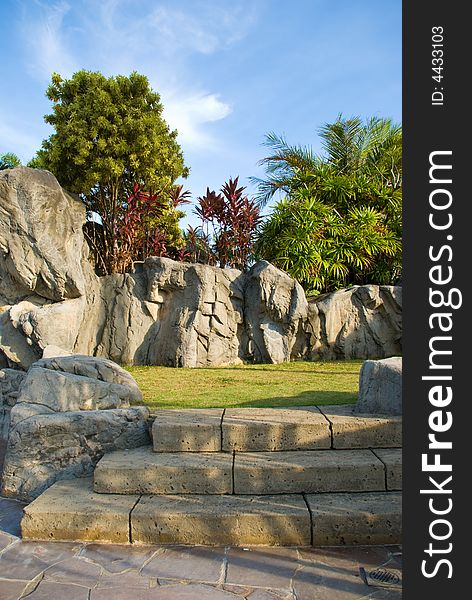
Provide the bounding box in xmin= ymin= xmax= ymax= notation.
xmin=192 ymin=177 xmax=261 ymax=271
xmin=111 ymin=183 xmax=191 ymax=273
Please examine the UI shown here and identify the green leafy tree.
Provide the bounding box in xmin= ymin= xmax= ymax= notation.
xmin=0 ymin=152 xmax=21 ymax=169
xmin=253 ymin=116 xmax=402 ymax=292
xmin=32 ymin=70 xmax=189 ymax=274
xmin=255 ymin=193 xmax=400 ymax=294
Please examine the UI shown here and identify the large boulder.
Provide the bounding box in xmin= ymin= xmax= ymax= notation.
xmin=139 ymin=257 xmax=245 ymax=367
xmin=9 ymin=355 xmax=142 ymax=426
xmin=355 ymin=356 xmax=402 ymax=415
xmin=1 ymin=296 xmax=87 ymax=368
xmin=244 ymin=261 xmax=308 ymax=363
xmin=0 ymin=168 xmax=96 ymax=368
xmin=81 ymin=272 xmax=157 ymax=365
xmin=1 ymin=354 xmax=149 ymax=500
xmin=2 ymin=407 xmax=150 ymax=500
xmin=35 ymin=354 xmax=142 ymax=401
xmin=0 ymin=167 xmax=88 ymax=303
xmin=307 ymin=285 xmax=402 ymax=360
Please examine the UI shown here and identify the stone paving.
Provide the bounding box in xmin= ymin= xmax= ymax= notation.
xmin=0 ymin=495 xmax=402 ymax=599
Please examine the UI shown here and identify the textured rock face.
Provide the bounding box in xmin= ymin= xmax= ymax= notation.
xmin=77 ymin=271 xmax=157 ymax=366
xmin=0 ymin=368 xmax=26 ymax=407
xmin=307 ymin=285 xmax=402 ymax=360
xmin=0 ymin=167 xmax=88 ymax=303
xmin=2 ymin=407 xmax=150 ymax=500
xmin=0 ymin=168 xmax=95 ymax=369
xmin=35 ymin=355 xmax=143 ymax=402
xmin=141 ymin=257 xmax=245 ymax=367
xmin=9 ymin=354 xmax=143 ymax=426
xmin=0 ymin=368 xmax=26 ymax=475
xmin=0 ymin=168 xmax=402 ymax=368
xmin=1 ymin=354 xmax=149 ymax=500
xmin=355 ymin=356 xmax=402 ymax=415
xmin=10 ymin=367 xmax=134 ymax=426
xmin=244 ymin=261 xmax=308 ymax=364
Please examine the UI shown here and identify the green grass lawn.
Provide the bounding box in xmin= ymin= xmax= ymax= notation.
xmin=126 ymin=360 xmax=363 ymax=410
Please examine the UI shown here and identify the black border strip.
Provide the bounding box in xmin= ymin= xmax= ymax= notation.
xmin=403 ymin=2 xmax=467 ymax=596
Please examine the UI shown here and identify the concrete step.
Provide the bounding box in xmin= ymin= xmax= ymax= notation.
xmin=131 ymin=493 xmax=311 ymax=546
xmin=307 ymin=492 xmax=402 ymax=546
xmin=94 ymin=447 xmax=398 ymax=495
xmin=221 ymin=408 xmax=331 ymax=451
xmin=151 ymin=406 xmax=402 ymax=453
xmin=233 ymin=449 xmax=388 ymax=494
xmin=21 ymin=478 xmax=139 ymax=544
xmin=22 ymin=478 xmax=402 ymax=546
xmin=152 ymin=409 xmax=224 ymax=452
xmin=94 ymin=447 xmax=233 ymax=495
xmin=318 ymin=405 xmax=402 ymax=449
xmin=372 ymin=448 xmax=402 ymax=491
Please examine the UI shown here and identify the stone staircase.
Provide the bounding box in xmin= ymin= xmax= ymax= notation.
xmin=21 ymin=405 xmax=402 ymax=546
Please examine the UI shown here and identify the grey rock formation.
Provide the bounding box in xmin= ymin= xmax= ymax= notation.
xmin=35 ymin=355 xmax=142 ymax=402
xmin=0 ymin=168 xmax=402 ymax=368
xmin=0 ymin=168 xmax=96 ymax=368
xmin=0 ymin=368 xmax=26 ymax=407
xmin=2 ymin=407 xmax=150 ymax=500
xmin=1 ymin=353 xmax=149 ymax=500
xmin=355 ymin=356 xmax=402 ymax=415
xmin=307 ymin=285 xmax=402 ymax=360
xmin=0 ymin=302 xmax=43 ymax=368
xmin=9 ymin=355 xmax=142 ymax=426
xmin=10 ymin=367 xmax=134 ymax=426
xmin=244 ymin=261 xmax=308 ymax=364
xmin=0 ymin=368 xmax=26 ymax=476
xmin=11 ymin=296 xmax=87 ymax=364
xmin=42 ymin=344 xmax=73 ymax=358
xmin=77 ymin=271 xmax=157 ymax=365
xmin=140 ymin=257 xmax=245 ymax=367
xmin=0 ymin=167 xmax=88 ymax=303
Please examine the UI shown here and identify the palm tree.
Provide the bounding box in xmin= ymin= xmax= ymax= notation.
xmin=252 ymin=116 xmax=402 ymax=293
xmin=252 ymin=115 xmax=401 ymax=207
xmin=0 ymin=152 xmax=22 ymax=170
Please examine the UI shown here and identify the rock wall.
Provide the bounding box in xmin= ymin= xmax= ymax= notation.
xmin=1 ymin=355 xmax=150 ymax=500
xmin=0 ymin=368 xmax=26 ymax=478
xmin=307 ymin=285 xmax=402 ymax=360
xmin=0 ymin=168 xmax=402 ymax=368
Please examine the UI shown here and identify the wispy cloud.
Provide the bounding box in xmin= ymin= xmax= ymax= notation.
xmin=148 ymin=3 xmax=258 ymax=56
xmin=161 ymin=90 xmax=232 ymax=148
xmin=17 ymin=0 xmax=259 ymax=148
xmin=21 ymin=0 xmax=78 ymax=81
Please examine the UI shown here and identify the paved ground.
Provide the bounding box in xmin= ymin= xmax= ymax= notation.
xmin=0 ymin=496 xmax=402 ymax=599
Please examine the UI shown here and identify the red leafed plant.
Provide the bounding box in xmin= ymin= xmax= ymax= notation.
xmin=191 ymin=177 xmax=261 ymax=271
xmin=84 ymin=183 xmax=191 ymax=274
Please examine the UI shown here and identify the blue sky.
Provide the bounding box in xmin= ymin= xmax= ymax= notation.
xmin=0 ymin=0 xmax=401 ymax=227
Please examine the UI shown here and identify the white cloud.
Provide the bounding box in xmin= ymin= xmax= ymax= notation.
xmin=148 ymin=2 xmax=258 ymax=56
xmin=16 ymin=0 xmax=259 ymax=149
xmin=21 ymin=0 xmax=78 ymax=81
xmin=150 ymin=7 xmax=220 ymax=55
xmin=161 ymin=90 xmax=232 ymax=148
